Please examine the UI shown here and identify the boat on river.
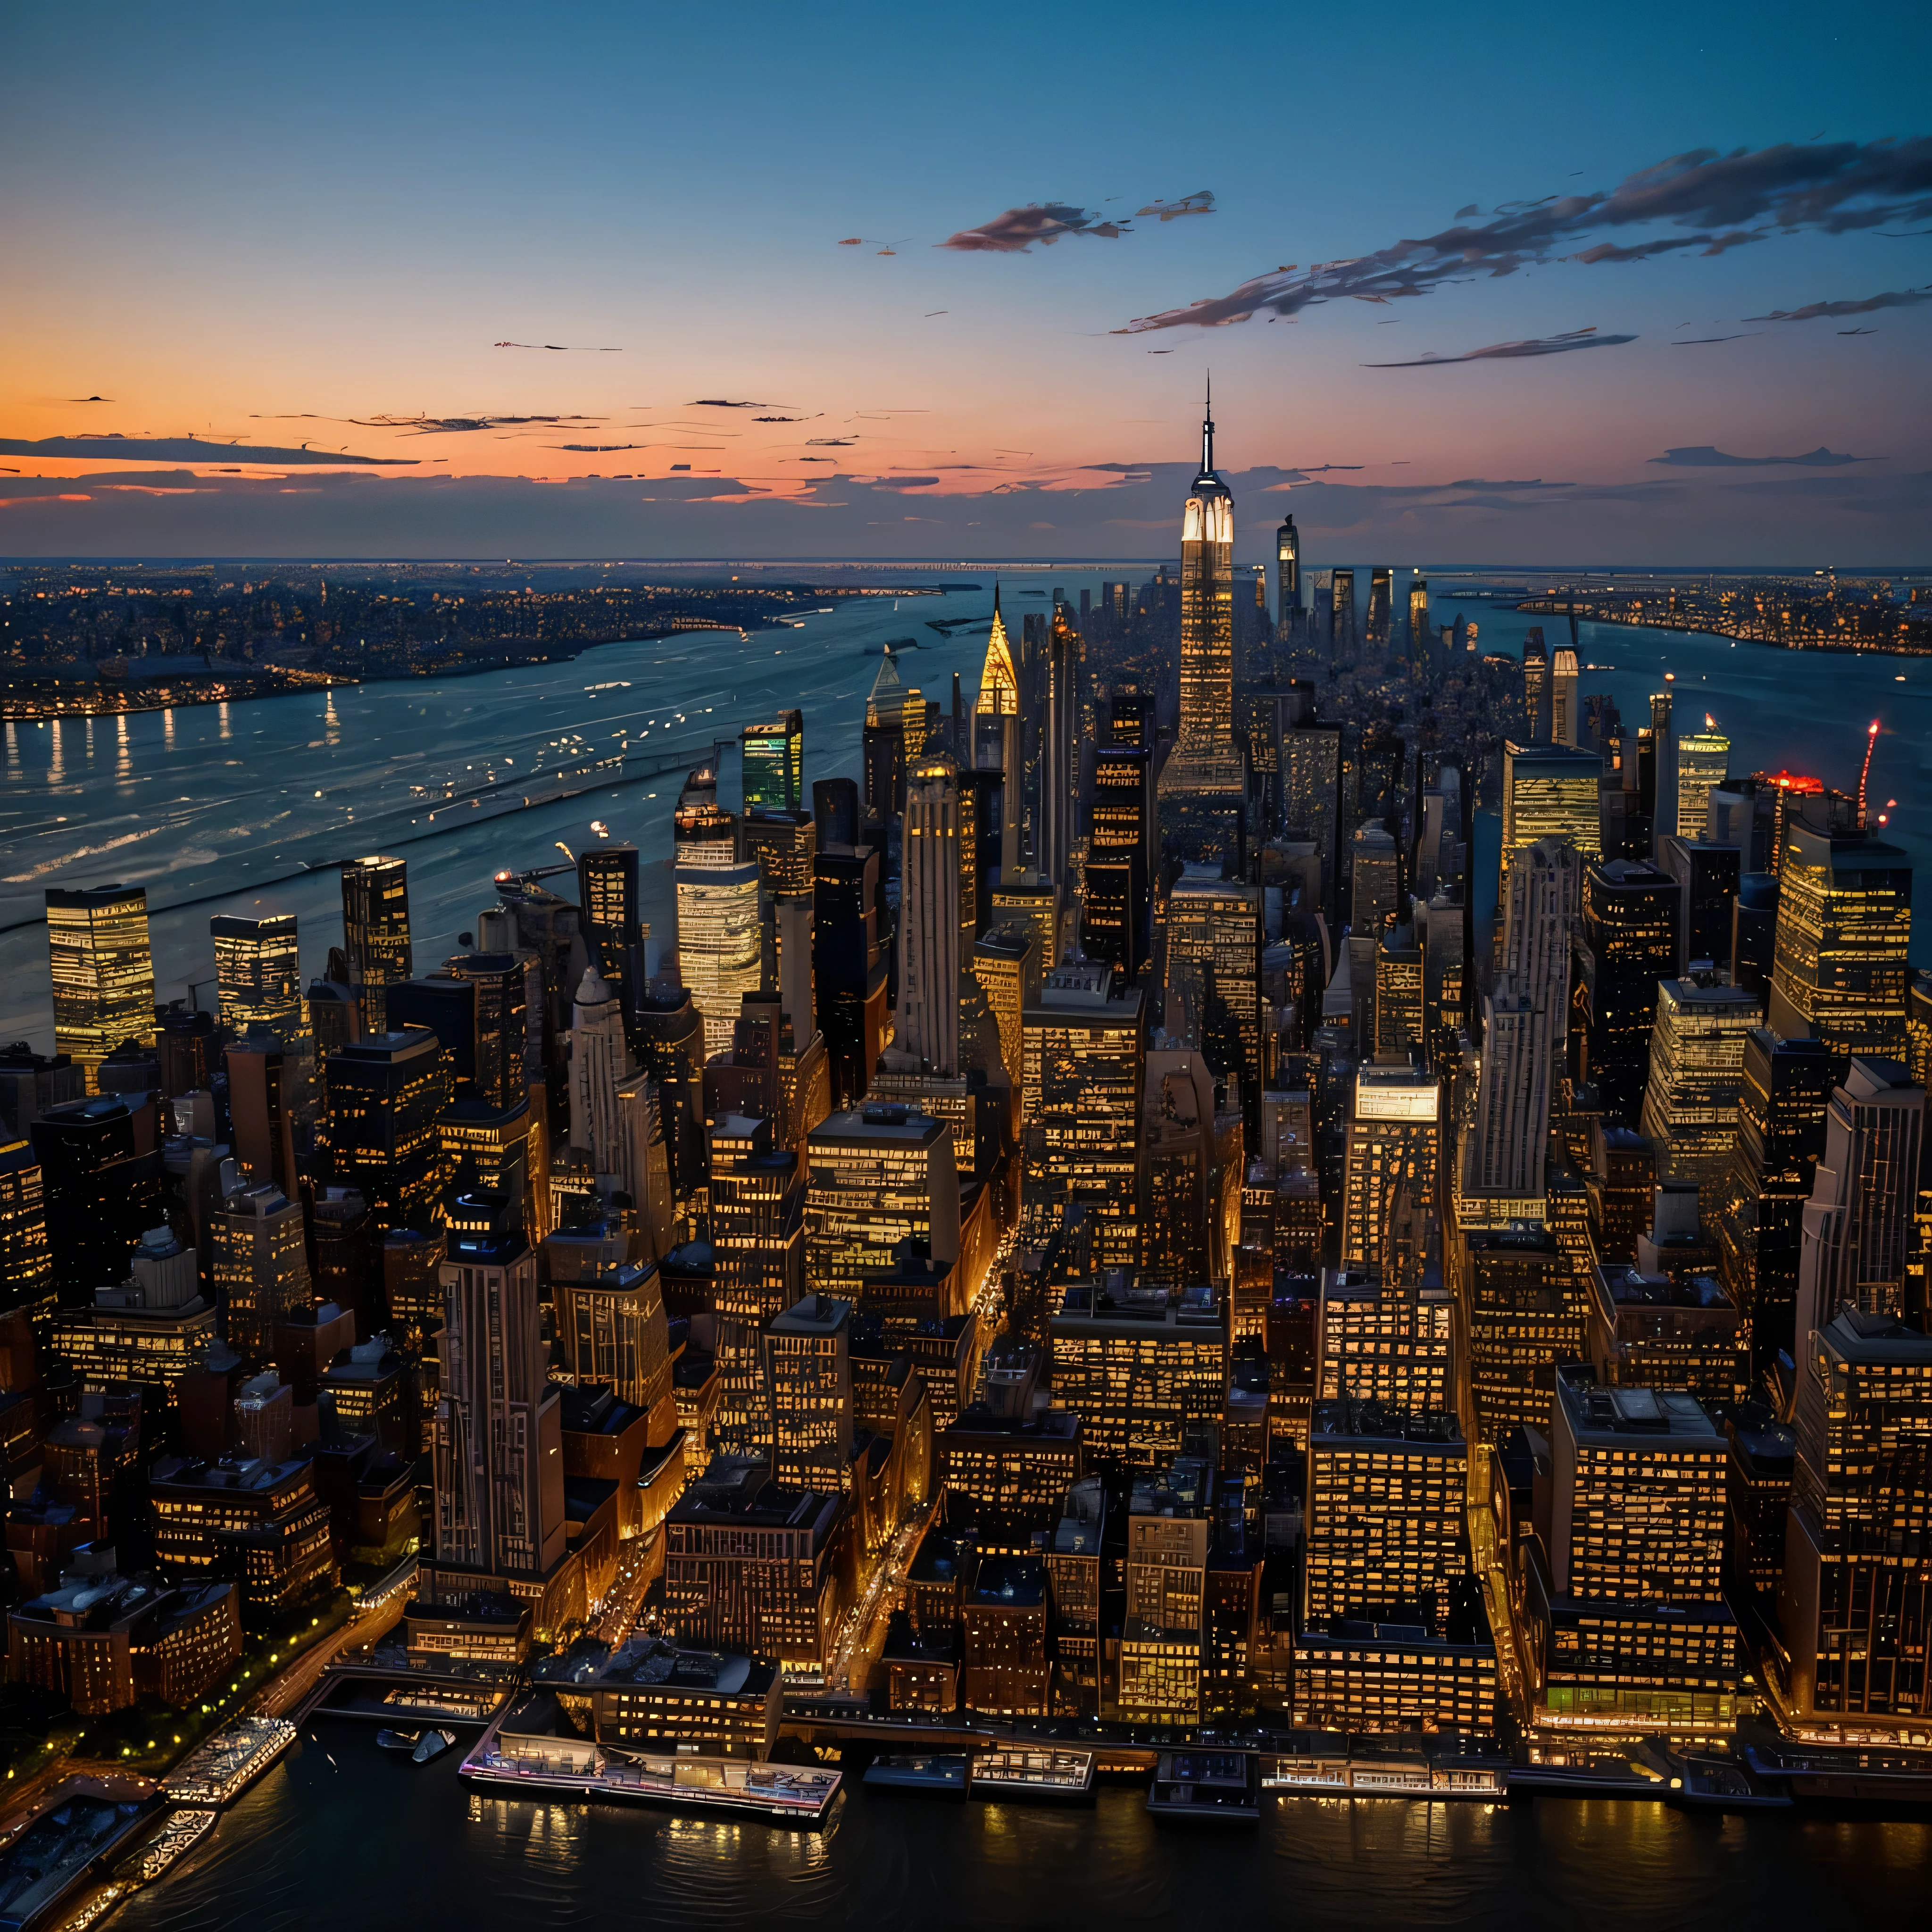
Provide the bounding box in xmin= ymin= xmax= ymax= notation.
xmin=862 ymin=1754 xmax=968 ymax=1798
xmin=967 ymin=1746 xmax=1095 ymax=1805
xmin=411 ymin=1731 xmax=457 ymax=1766
xmin=376 ymin=1730 xmax=421 ymax=1753
xmin=1146 ymin=1749 xmax=1261 ymax=1824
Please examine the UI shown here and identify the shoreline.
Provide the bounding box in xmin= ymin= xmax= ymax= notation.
xmin=1514 ymin=600 xmax=1932 ymax=658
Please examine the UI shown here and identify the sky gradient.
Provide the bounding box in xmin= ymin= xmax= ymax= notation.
xmin=3 ymin=0 xmax=1928 ymax=563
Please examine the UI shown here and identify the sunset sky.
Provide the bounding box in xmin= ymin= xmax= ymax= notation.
xmin=2 ymin=0 xmax=1928 ymax=562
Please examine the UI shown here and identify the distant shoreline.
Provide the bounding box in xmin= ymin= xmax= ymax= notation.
xmin=1513 ymin=600 xmax=1932 ymax=659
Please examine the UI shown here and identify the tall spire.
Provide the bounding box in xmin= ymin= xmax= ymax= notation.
xmin=1201 ymin=372 xmax=1215 ymax=475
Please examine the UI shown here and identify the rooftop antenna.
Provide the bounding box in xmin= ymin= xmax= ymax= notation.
xmin=1857 ymin=720 xmax=1880 ymax=826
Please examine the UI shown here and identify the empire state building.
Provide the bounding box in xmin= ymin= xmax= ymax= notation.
xmin=1163 ymin=383 xmax=1243 ymax=799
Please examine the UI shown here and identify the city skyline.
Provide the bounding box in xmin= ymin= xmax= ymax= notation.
xmin=2 ymin=2 xmax=1929 ymax=562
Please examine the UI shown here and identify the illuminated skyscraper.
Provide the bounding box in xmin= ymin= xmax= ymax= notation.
xmin=1328 ymin=570 xmax=1355 ymax=666
xmin=211 ymin=913 xmax=301 ymax=1039
xmin=1407 ymin=577 xmax=1431 ymax=667
xmin=971 ymin=922 xmax=1037 ymax=1100
xmin=1551 ymin=648 xmax=1580 ymax=747
xmin=1795 ymin=1058 xmax=1925 ymax=1339
xmin=1166 ymin=384 xmax=1242 ymax=797
xmin=765 ymin=1294 xmax=853 ymax=1493
xmin=340 ymin=857 xmax=412 ymax=1036
xmin=1341 ymin=1066 xmax=1441 ymax=1271
xmin=813 ymin=839 xmax=887 ymax=1111
xmin=45 ymin=885 xmax=155 ymax=1088
xmin=209 ymin=1176 xmax=313 ymax=1364
xmin=0 ymin=1139 xmax=55 ymax=1319
xmin=1714 ymin=1030 xmax=1834 ymax=1374
xmin=430 ymin=1192 xmax=572 ymax=1624
xmin=1165 ymin=868 xmax=1263 ymax=1127
xmin=576 ymin=842 xmax=641 ymax=1024
xmin=1523 ymin=633 xmax=1549 ymax=741
xmin=709 ymin=1114 xmax=806 ymax=1452
xmin=1767 ymin=815 xmax=1912 ymax=1066
xmin=1349 ymin=820 xmax=1399 ymax=933
xmin=1781 ymin=1307 xmax=1932 ymax=1738
xmin=741 ymin=708 xmax=804 ymax=815
xmin=1639 ymin=981 xmax=1762 ymax=1191
xmin=1021 ymin=964 xmax=1145 ymax=1267
xmin=1677 ymin=727 xmax=1730 ymax=842
xmin=1083 ymin=740 xmax=1150 ymax=975
xmin=1366 ymin=566 xmax=1392 ymax=651
xmin=675 ymin=858 xmax=762 ymax=1060
xmin=1039 ymin=608 xmax=1081 ymax=887
xmin=1275 ymin=514 xmax=1300 ymax=630
xmin=321 ymin=1029 xmax=453 ymax=1234
xmin=568 ymin=968 xmax=631 ymax=1183
xmin=1576 ymin=860 xmax=1680 ymax=1126
xmin=1539 ymin=1370 xmax=1738 ymax=1741
xmin=1501 ymin=743 xmax=1602 ymax=894
xmin=806 ymin=1105 xmax=960 ymax=1305
xmin=899 ymin=759 xmax=962 ymax=1076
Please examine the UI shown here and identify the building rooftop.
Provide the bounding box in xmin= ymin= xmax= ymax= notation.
xmin=1557 ymin=1373 xmax=1720 ymax=1442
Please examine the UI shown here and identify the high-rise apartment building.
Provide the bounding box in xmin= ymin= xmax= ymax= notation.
xmin=709 ymin=1113 xmax=806 ymax=1451
xmin=764 ymin=1294 xmax=853 ymax=1493
xmin=813 ymin=837 xmax=887 ymax=1111
xmin=1551 ymin=649 xmax=1581 ymax=747
xmin=341 ymin=857 xmax=412 ymax=1036
xmin=675 ymin=860 xmax=761 ymax=1060
xmin=0 ymin=1139 xmax=55 ymax=1319
xmin=45 ymin=885 xmax=155 ymax=1088
xmin=1049 ymin=1279 xmax=1226 ymax=1466
xmin=970 ymin=923 xmax=1036 ymax=1101
xmin=1083 ymin=743 xmax=1150 ymax=975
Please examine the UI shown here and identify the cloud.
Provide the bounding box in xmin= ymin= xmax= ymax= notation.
xmin=687 ymin=398 xmax=778 ymax=408
xmin=1363 ymin=327 xmax=1637 ymax=366
xmin=252 ymin=411 xmax=602 ymax=437
xmin=1649 ymin=445 xmax=1874 ymax=467
xmin=1115 ymin=137 xmax=1932 ymax=333
xmin=0 ymin=433 xmax=415 ymax=465
xmin=1672 ymin=333 xmax=1757 ymax=343
xmin=937 ymin=202 xmax=1127 ymax=251
xmin=493 ymin=341 xmax=622 ymax=351
xmin=1134 ymin=190 xmax=1215 ymax=220
xmin=1744 ymin=286 xmax=1932 ymax=321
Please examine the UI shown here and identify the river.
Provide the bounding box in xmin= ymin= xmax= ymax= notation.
xmin=3 ymin=570 xmax=1926 ymax=1046
xmin=108 ymin=1717 xmax=1932 ymax=1932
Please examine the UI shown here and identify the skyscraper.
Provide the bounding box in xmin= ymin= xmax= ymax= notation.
xmin=1275 ymin=514 xmax=1300 ymax=631
xmin=741 ymin=708 xmax=804 ymax=814
xmin=1795 ymin=1058 xmax=1925 ymax=1340
xmin=1341 ymin=1066 xmax=1441 ymax=1271
xmin=1677 ymin=726 xmax=1730 ymax=842
xmin=1767 ymin=813 xmax=1913 ymax=1066
xmin=1166 ymin=384 xmax=1242 ymax=798
xmin=1501 ymin=742 xmax=1602 ymax=894
xmin=813 ymin=838 xmax=886 ymax=1110
xmin=431 ymin=1192 xmax=571 ymax=1620
xmin=1714 ymin=1030 xmax=1834 ymax=1374
xmin=0 ymin=1138 xmax=55 ymax=1319
xmin=1551 ymin=648 xmax=1581 ymax=747
xmin=210 ymin=1176 xmax=313 ymax=1364
xmin=675 ymin=860 xmax=761 ymax=1061
xmin=340 ymin=856 xmax=412 ymax=1036
xmin=211 ymin=913 xmax=302 ymax=1038
xmin=1780 ymin=1307 xmax=1932 ymax=1738
xmin=1083 ymin=739 xmax=1150 ymax=975
xmin=1366 ymin=566 xmax=1392 ymax=652
xmin=577 ymin=842 xmax=641 ymax=1025
xmin=1639 ymin=980 xmax=1762 ymax=1192
xmin=898 ymin=759 xmax=962 ymax=1076
xmin=1165 ymin=868 xmax=1263 ymax=1129
xmin=1576 ymin=859 xmax=1679 ymax=1126
xmin=45 ymin=885 xmax=155 ymax=1089
xmin=1022 ymin=963 xmax=1146 ymax=1268
xmin=568 ymin=968 xmax=631 ymax=1183
xmin=320 ymin=1030 xmax=453 ymax=1234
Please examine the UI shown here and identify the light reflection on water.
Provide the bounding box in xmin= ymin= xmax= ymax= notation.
xmin=105 ymin=1722 xmax=1932 ymax=1932
xmin=2 ymin=583 xmax=1926 ymax=1047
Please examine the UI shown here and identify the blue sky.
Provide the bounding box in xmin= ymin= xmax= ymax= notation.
xmin=2 ymin=0 xmax=1927 ymax=561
